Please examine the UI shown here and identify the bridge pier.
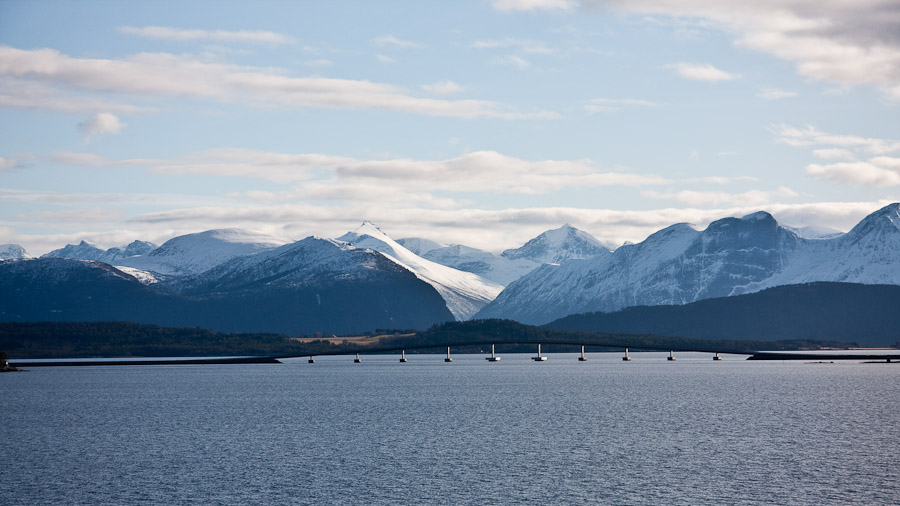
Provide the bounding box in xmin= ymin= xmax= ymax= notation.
xmin=668 ymin=350 xmax=676 ymax=361
xmin=308 ymin=356 xmax=315 ymax=364
xmin=486 ymin=344 xmax=501 ymax=362
xmin=400 ymin=350 xmax=407 ymax=363
xmin=713 ymin=353 xmax=722 ymax=361
xmin=533 ymin=343 xmax=547 ymax=361
xmin=445 ymin=346 xmax=453 ymax=363
xmin=354 ymin=352 xmax=361 ymax=363
xmin=622 ymin=348 xmax=631 ymax=361
xmin=578 ymin=345 xmax=587 ymax=361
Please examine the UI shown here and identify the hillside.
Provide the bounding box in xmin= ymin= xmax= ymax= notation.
xmin=546 ymin=282 xmax=900 ymax=348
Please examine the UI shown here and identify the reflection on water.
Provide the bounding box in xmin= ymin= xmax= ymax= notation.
xmin=2 ymin=353 xmax=898 ymax=505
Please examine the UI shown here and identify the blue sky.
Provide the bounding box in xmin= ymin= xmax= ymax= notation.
xmin=2 ymin=0 xmax=899 ymax=254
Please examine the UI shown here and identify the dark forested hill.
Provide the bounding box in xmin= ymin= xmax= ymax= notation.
xmin=545 ymin=282 xmax=900 ymax=348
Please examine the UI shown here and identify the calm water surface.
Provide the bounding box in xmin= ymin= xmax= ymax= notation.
xmin=2 ymin=353 xmax=898 ymax=505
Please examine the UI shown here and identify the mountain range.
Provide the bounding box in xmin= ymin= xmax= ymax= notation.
xmin=1 ymin=203 xmax=898 ymax=336
xmin=475 ymin=203 xmax=900 ymax=324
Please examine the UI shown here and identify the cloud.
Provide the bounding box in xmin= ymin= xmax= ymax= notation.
xmin=421 ymin=80 xmax=464 ymax=95
xmin=471 ymin=38 xmax=554 ymax=54
xmin=584 ymin=97 xmax=659 ymax=113
xmin=806 ymin=158 xmax=900 ymax=187
xmin=607 ymin=0 xmax=900 ymax=100
xmin=812 ymin=148 xmax=854 ymax=160
xmin=117 ymin=26 xmax=295 ymax=45
xmin=53 ymin=148 xmax=670 ymax=193
xmin=772 ymin=124 xmax=900 ymax=155
xmin=0 ymin=157 xmax=24 ymax=172
xmin=371 ymin=35 xmax=425 ymax=48
xmin=0 ymin=77 xmax=155 ymax=114
xmin=301 ymin=59 xmax=334 ymax=67
xmin=492 ymin=0 xmax=577 ymax=12
xmin=78 ymin=112 xmax=124 ymax=140
xmin=756 ymin=87 xmax=798 ymax=100
xmin=0 ymin=46 xmax=554 ymax=120
xmin=665 ymin=62 xmax=740 ymax=82
xmin=492 ymin=55 xmax=532 ymax=69
xmin=772 ymin=124 xmax=900 ymax=186
xmin=642 ymin=186 xmax=798 ymax=206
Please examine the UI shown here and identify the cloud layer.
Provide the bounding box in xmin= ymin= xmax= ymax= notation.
xmin=0 ymin=46 xmax=552 ymax=119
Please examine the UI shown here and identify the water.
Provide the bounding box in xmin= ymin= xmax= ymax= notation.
xmin=2 ymin=353 xmax=898 ymax=505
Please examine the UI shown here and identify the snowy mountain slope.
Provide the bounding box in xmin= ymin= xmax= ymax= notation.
xmin=0 ymin=244 xmax=32 ymax=261
xmin=501 ymin=224 xmax=612 ymax=264
xmin=783 ymin=224 xmax=844 ymax=240
xmin=42 ymin=240 xmax=158 ymax=263
xmin=117 ymin=229 xmax=287 ymax=276
xmin=417 ymin=243 xmax=538 ymax=286
xmin=397 ymin=224 xmax=610 ymax=286
xmin=476 ymin=204 xmax=900 ymax=325
xmin=339 ymin=222 xmax=503 ymax=320
xmin=396 ymin=237 xmax=444 ymax=256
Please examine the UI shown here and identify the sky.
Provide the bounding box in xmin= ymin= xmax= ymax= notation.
xmin=2 ymin=0 xmax=899 ymax=255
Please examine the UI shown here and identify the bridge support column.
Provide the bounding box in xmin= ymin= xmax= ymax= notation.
xmin=579 ymin=345 xmax=587 ymax=362
xmin=486 ymin=344 xmax=501 ymax=362
xmin=668 ymin=350 xmax=676 ymax=361
xmin=533 ymin=343 xmax=547 ymax=361
xmin=445 ymin=346 xmax=453 ymax=363
xmin=713 ymin=353 xmax=722 ymax=361
xmin=308 ymin=356 xmax=315 ymax=364
xmin=622 ymin=348 xmax=631 ymax=361
xmin=400 ymin=350 xmax=407 ymax=363
xmin=354 ymin=352 xmax=361 ymax=363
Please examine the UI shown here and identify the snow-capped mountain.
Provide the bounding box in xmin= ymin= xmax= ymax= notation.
xmin=0 ymin=242 xmax=454 ymax=335
xmin=501 ymin=224 xmax=612 ymax=264
xmin=118 ymin=229 xmax=287 ymax=276
xmin=476 ymin=203 xmax=900 ymax=324
xmin=339 ymin=222 xmax=503 ymax=320
xmin=397 ymin=224 xmax=610 ymax=286
xmin=42 ymin=239 xmax=158 ymax=264
xmin=0 ymin=244 xmax=32 ymax=261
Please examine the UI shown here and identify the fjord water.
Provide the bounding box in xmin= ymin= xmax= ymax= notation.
xmin=2 ymin=354 xmax=897 ymax=505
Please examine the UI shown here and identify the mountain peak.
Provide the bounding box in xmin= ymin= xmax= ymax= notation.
xmin=501 ymin=224 xmax=610 ymax=263
xmin=741 ymin=211 xmax=775 ymax=222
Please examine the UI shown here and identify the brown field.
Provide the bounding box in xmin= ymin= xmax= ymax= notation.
xmin=291 ymin=333 xmax=416 ymax=346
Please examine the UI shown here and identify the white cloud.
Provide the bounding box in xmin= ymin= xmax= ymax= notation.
xmin=371 ymin=35 xmax=425 ymax=48
xmin=772 ymin=124 xmax=900 ymax=155
xmin=421 ymin=80 xmax=464 ymax=95
xmin=806 ymin=159 xmax=900 ymax=187
xmin=53 ymin=148 xmax=670 ymax=193
xmin=812 ymin=148 xmax=854 ymax=160
xmin=0 ymin=157 xmax=22 ymax=170
xmin=757 ymin=87 xmax=798 ymax=100
xmin=492 ymin=55 xmax=532 ymax=69
xmin=584 ymin=97 xmax=659 ymax=113
xmin=117 ymin=26 xmax=295 ymax=45
xmin=0 ymin=77 xmax=155 ymax=114
xmin=665 ymin=62 xmax=740 ymax=82
xmin=0 ymin=46 xmax=553 ymax=119
xmin=78 ymin=112 xmax=124 ymax=140
xmin=375 ymin=54 xmax=397 ymax=64
xmin=492 ymin=0 xmax=577 ymax=11
xmin=302 ymin=59 xmax=334 ymax=67
xmin=609 ymin=0 xmax=900 ymax=100
xmin=643 ymin=186 xmax=798 ymax=206
xmin=471 ymin=38 xmax=554 ymax=54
